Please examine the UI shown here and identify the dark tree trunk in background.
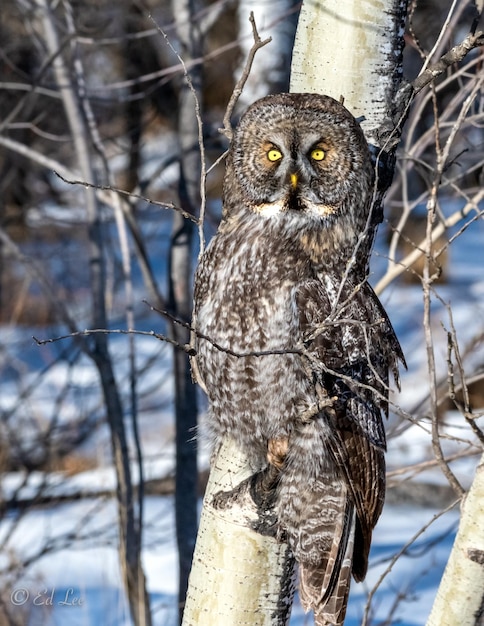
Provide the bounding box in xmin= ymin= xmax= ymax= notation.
xmin=38 ymin=2 xmax=152 ymax=624
xmin=169 ymin=0 xmax=202 ymax=621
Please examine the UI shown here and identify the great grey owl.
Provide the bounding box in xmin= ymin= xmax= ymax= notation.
xmin=192 ymin=93 xmax=404 ymax=626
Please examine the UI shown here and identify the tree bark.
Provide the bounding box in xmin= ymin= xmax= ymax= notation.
xmin=182 ymin=439 xmax=296 ymax=626
xmin=170 ymin=0 xmax=201 ymax=620
xmin=425 ymin=454 xmax=484 ymax=626
xmin=290 ymin=0 xmax=407 ymax=148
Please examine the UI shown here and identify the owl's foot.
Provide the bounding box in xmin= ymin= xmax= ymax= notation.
xmin=211 ymin=480 xmax=247 ymax=510
xmin=211 ymin=464 xmax=279 ymax=510
xmin=267 ymin=437 xmax=289 ymax=469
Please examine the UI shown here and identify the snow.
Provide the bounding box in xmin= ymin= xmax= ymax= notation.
xmin=1 ymin=197 xmax=483 ymax=624
xmin=3 ymin=497 xmax=178 ymax=626
xmin=0 ymin=497 xmax=460 ymax=625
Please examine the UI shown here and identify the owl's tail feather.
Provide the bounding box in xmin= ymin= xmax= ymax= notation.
xmin=299 ymin=502 xmax=356 ymax=626
xmin=276 ymin=421 xmax=362 ymax=625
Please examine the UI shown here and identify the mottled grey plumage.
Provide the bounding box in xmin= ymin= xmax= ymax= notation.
xmin=193 ymin=93 xmax=404 ymax=626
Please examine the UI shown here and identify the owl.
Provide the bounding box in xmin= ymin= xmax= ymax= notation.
xmin=192 ymin=93 xmax=404 ymax=626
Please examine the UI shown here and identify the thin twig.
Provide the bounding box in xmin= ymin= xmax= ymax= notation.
xmin=420 ymin=91 xmax=465 ymax=498
xmin=147 ymin=302 xmax=308 ymax=359
xmin=375 ymin=184 xmax=484 ymax=295
xmin=33 ymin=328 xmax=191 ymax=354
xmin=54 ymin=171 xmax=199 ymax=223
xmin=418 ymin=0 xmax=460 ymax=76
xmin=148 ymin=12 xmax=207 ymax=254
xmin=220 ymin=12 xmax=272 ymax=141
xmin=387 ymin=448 xmax=481 ymax=481
xmin=444 ymin=311 xmax=484 ymax=444
xmin=361 ymin=499 xmax=460 ymax=626
xmin=147 ymin=299 xmax=396 ymax=404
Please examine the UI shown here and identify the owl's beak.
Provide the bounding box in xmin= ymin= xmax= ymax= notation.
xmin=290 ymin=172 xmax=298 ymax=190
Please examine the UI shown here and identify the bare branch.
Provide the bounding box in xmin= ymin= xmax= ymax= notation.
xmin=33 ymin=327 xmax=192 ymax=356
xmin=412 ymin=31 xmax=484 ymax=95
xmin=148 ymin=12 xmax=206 ymax=259
xmin=220 ymin=12 xmax=272 ymax=141
xmin=387 ymin=449 xmax=482 ymax=483
xmin=427 ymin=276 xmax=464 ymax=495
xmin=375 ymin=181 xmax=484 ymax=295
xmin=444 ymin=311 xmax=484 ymax=445
xmin=54 ymin=172 xmax=198 ymax=223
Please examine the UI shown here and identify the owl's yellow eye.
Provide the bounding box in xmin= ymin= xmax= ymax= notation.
xmin=310 ymin=148 xmax=325 ymax=161
xmin=267 ymin=148 xmax=282 ymax=162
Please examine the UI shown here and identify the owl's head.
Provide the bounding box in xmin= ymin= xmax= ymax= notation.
xmin=223 ymin=93 xmax=375 ymax=249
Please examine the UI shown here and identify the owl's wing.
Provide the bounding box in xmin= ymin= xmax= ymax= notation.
xmin=295 ymin=421 xmax=384 ymax=626
xmin=296 ymin=477 xmax=356 ymax=625
xmin=292 ymin=276 xmax=402 ymax=623
xmin=325 ymin=403 xmax=385 ymax=580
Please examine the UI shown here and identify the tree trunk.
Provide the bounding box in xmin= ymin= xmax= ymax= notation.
xmin=290 ymin=0 xmax=407 ymax=147
xmin=170 ymin=0 xmax=201 ymax=621
xmin=37 ymin=2 xmax=151 ymax=624
xmin=182 ymin=439 xmax=296 ymax=626
xmin=425 ymin=453 xmax=484 ymax=626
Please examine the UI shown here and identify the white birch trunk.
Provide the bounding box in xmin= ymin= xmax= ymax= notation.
xmin=425 ymin=454 xmax=484 ymax=626
xmin=182 ymin=438 xmax=296 ymax=626
xmin=290 ymin=0 xmax=406 ymax=147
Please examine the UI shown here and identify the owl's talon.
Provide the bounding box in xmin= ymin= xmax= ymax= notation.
xmin=299 ymin=396 xmax=337 ymax=423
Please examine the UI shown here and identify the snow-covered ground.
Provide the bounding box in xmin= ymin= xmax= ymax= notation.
xmin=1 ymin=196 xmax=483 ymax=625
xmin=1 ymin=496 xmax=460 ymax=626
